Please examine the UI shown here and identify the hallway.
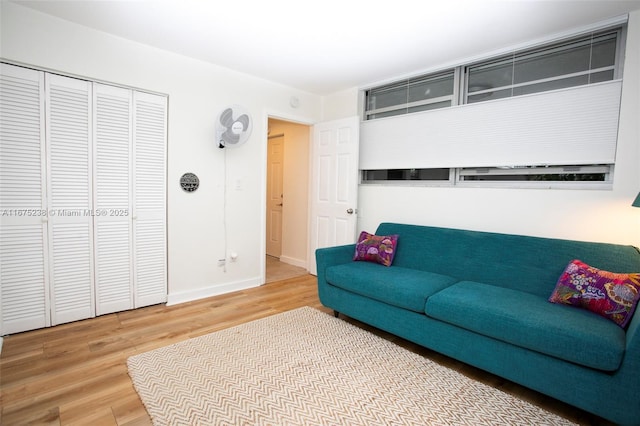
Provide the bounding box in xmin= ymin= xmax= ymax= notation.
xmin=265 ymin=256 xmax=308 ymax=283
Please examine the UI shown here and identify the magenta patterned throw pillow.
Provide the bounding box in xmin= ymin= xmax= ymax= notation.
xmin=353 ymin=231 xmax=398 ymax=267
xmin=549 ymin=259 xmax=640 ymax=328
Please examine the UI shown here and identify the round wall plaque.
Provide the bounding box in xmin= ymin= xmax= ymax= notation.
xmin=180 ymin=172 xmax=200 ymax=192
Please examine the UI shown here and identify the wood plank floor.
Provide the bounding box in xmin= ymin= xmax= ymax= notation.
xmin=265 ymin=256 xmax=307 ymax=283
xmin=1 ymin=274 xmax=611 ymax=425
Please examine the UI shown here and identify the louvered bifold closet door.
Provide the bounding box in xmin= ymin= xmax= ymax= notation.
xmin=133 ymin=91 xmax=167 ymax=307
xmin=94 ymin=83 xmax=133 ymax=315
xmin=0 ymin=64 xmax=50 ymax=335
xmin=45 ymin=74 xmax=95 ymax=326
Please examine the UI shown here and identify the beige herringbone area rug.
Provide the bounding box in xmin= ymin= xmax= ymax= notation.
xmin=127 ymin=307 xmax=575 ymax=425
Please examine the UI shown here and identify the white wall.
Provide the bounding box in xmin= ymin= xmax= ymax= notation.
xmin=326 ymin=10 xmax=640 ymax=248
xmin=0 ymin=2 xmax=323 ymax=304
xmin=321 ymin=87 xmax=360 ymax=121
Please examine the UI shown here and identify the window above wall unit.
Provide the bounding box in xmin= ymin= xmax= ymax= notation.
xmin=364 ymin=71 xmax=455 ymax=120
xmin=363 ymin=24 xmax=624 ymax=121
xmin=465 ymin=29 xmax=623 ymax=104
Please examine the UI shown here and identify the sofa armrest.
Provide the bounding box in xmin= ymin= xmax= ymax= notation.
xmin=315 ymin=244 xmax=355 ymax=306
xmin=316 ymin=244 xmax=355 ymax=271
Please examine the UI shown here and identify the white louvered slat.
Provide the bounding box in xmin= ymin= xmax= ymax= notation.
xmin=95 ymin=87 xmax=130 ymax=211
xmin=0 ymin=64 xmax=50 ymax=335
xmin=94 ymin=83 xmax=133 ymax=315
xmin=134 ymin=219 xmax=166 ymax=305
xmin=0 ymin=226 xmax=48 ymax=334
xmin=133 ymin=92 xmax=167 ymax=307
xmin=0 ymin=65 xmax=45 ymax=209
xmin=46 ymin=73 xmax=95 ymax=326
xmin=49 ymin=223 xmax=93 ymax=323
xmin=95 ymin=221 xmax=132 ymax=313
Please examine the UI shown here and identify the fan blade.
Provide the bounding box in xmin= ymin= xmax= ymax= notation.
xmin=219 ymin=108 xmax=234 ymax=127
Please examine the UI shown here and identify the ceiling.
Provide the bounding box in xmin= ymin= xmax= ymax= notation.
xmin=9 ymin=0 xmax=640 ymax=95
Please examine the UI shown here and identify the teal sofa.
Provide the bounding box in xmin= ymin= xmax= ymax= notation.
xmin=316 ymin=222 xmax=640 ymax=425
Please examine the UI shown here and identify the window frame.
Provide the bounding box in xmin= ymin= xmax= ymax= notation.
xmin=461 ymin=28 xmax=625 ymax=105
xmin=456 ymin=165 xmax=613 ymax=189
xmin=364 ymin=70 xmax=456 ymax=120
xmin=361 ymin=168 xmax=455 ymax=186
xmin=363 ymin=23 xmax=625 ymax=121
xmin=359 ymin=20 xmax=625 ymax=190
xmin=360 ymin=165 xmax=614 ymax=190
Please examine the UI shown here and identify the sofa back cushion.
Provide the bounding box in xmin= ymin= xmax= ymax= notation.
xmin=376 ymin=222 xmax=640 ymax=298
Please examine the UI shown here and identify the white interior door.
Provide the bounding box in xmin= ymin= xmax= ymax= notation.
xmin=266 ymin=136 xmax=284 ymax=258
xmin=308 ymin=116 xmax=360 ymax=275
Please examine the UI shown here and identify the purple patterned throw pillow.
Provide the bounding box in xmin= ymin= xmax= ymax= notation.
xmin=549 ymin=259 xmax=640 ymax=328
xmin=353 ymin=231 xmax=398 ymax=267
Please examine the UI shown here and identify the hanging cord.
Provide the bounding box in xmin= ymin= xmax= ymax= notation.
xmin=222 ymin=146 xmax=228 ymax=273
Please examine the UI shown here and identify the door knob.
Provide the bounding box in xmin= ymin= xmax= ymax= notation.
xmin=346 ymin=208 xmax=354 ymax=214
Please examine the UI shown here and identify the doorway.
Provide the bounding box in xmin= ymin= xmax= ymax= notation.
xmin=265 ymin=118 xmax=311 ymax=282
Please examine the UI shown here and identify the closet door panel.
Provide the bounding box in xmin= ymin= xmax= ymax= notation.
xmin=0 ymin=64 xmax=50 ymax=334
xmin=133 ymin=92 xmax=167 ymax=307
xmin=1 ymin=66 xmax=168 ymax=335
xmin=46 ymin=74 xmax=95 ymax=325
xmin=94 ymin=83 xmax=133 ymax=315
xmin=133 ymin=92 xmax=167 ymax=308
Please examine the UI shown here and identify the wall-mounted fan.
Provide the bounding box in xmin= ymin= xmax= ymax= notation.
xmin=216 ymin=105 xmax=252 ymax=148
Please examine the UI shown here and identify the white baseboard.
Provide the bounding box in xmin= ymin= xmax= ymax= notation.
xmin=166 ymin=277 xmax=262 ymax=306
xmin=279 ymin=255 xmax=307 ymax=269
xmin=0 ymin=336 xmax=3 ymax=355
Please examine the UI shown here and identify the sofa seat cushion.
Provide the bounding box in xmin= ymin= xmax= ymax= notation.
xmin=425 ymin=281 xmax=626 ymax=371
xmin=325 ymin=262 xmax=458 ymax=313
